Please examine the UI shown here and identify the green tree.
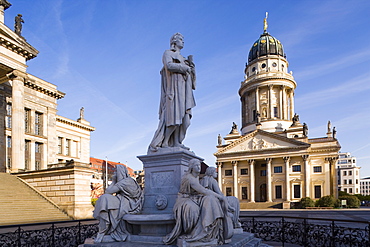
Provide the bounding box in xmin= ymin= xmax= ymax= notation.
xmin=339 ymin=195 xmax=361 ymax=208
xmin=317 ymin=195 xmax=336 ymax=207
xmin=298 ymin=197 xmax=315 ymax=209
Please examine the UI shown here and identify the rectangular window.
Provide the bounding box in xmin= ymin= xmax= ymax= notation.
xmin=275 ymin=185 xmax=282 ymax=199
xmin=344 ymin=188 xmax=347 ymax=193
xmin=349 ymin=188 xmax=353 ymax=194
xmin=241 ymin=168 xmax=248 ymax=175
xmin=6 ymin=136 xmax=11 ymax=148
xmin=349 ymin=179 xmax=352 ymax=184
xmin=65 ymin=139 xmax=71 ymax=156
xmin=260 ymin=170 xmax=266 ymax=176
xmin=294 ymin=185 xmax=301 ymax=198
xmin=242 ymin=187 xmax=248 ymax=200
xmin=349 ymin=171 xmax=352 ymax=176
xmin=35 ymin=142 xmax=42 ymax=170
xmin=274 ymin=166 xmax=282 ymax=173
xmin=226 ymin=187 xmax=232 ymax=196
xmin=35 ymin=112 xmax=43 ymax=135
xmin=6 ymin=103 xmax=11 ymax=128
xmin=343 ymin=171 xmax=347 ymax=176
xmin=313 ymin=166 xmax=322 ymax=173
xmin=225 ymin=170 xmax=232 ymax=176
xmin=356 ymin=179 xmax=358 ymax=184
xmin=25 ymin=108 xmax=31 ymax=133
xmin=35 ymin=142 xmax=42 ymax=153
xmin=292 ymin=165 xmax=301 ymax=172
xmin=274 ymin=107 xmax=278 ymax=118
xmin=253 ymin=110 xmax=256 ymax=122
xmin=344 ymin=180 xmax=347 ymax=184
xmin=58 ymin=137 xmax=63 ymax=154
xmin=314 ymin=185 xmax=321 ymax=199
xmin=25 ymin=140 xmax=30 ymax=170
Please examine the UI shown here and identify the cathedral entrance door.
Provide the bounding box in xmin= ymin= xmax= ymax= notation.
xmin=260 ymin=184 xmax=266 ymax=202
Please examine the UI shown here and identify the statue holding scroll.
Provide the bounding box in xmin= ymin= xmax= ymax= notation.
xmin=149 ymin=33 xmax=196 ymax=153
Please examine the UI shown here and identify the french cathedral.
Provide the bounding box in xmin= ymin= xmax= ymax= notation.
xmin=215 ymin=17 xmax=341 ymax=208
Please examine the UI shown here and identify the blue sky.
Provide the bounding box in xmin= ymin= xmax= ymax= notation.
xmin=7 ymin=1 xmax=370 ymax=176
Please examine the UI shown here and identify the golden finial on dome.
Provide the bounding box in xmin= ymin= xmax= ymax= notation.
xmin=263 ymin=12 xmax=268 ymax=33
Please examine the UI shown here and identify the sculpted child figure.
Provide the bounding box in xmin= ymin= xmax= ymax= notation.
xmin=93 ymin=165 xmax=143 ymax=243
xmin=164 ymin=159 xmax=233 ymax=245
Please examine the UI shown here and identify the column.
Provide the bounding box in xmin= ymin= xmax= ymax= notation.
xmin=29 ymin=140 xmax=36 ymax=171
xmin=8 ymin=71 xmax=26 ymax=172
xmin=283 ymin=156 xmax=290 ymax=201
xmin=232 ymin=161 xmax=238 ymax=198
xmin=255 ymin=87 xmax=260 ymax=116
xmin=268 ymin=85 xmax=273 ymax=118
xmin=279 ymin=86 xmax=284 ymax=119
xmin=282 ymin=86 xmax=287 ymax=120
xmin=326 ymin=157 xmax=338 ymax=199
xmin=302 ymin=155 xmax=310 ymax=198
xmin=248 ymin=159 xmax=255 ymax=202
xmin=266 ymin=158 xmax=272 ymax=202
xmin=289 ymin=90 xmax=294 ymax=121
xmin=217 ymin=162 xmax=223 ymax=192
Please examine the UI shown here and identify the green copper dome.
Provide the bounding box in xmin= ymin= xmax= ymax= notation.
xmin=248 ymin=32 xmax=285 ymax=63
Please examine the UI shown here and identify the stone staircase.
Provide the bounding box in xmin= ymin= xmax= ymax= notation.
xmin=240 ymin=202 xmax=282 ymax=210
xmin=0 ymin=173 xmax=72 ymax=225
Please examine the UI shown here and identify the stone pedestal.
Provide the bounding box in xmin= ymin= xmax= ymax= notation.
xmin=137 ymin=148 xmax=203 ymax=215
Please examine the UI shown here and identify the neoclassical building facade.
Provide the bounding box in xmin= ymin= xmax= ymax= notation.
xmin=0 ymin=2 xmax=95 ymax=173
xmin=215 ymin=19 xmax=341 ymax=207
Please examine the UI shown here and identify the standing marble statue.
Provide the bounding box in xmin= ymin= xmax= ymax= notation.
xmin=164 ymin=159 xmax=233 ymax=246
xmin=93 ymin=165 xmax=144 ymax=243
xmin=14 ymin=14 xmax=24 ymax=36
xmin=149 ymin=33 xmax=196 ymax=152
xmin=201 ymin=167 xmax=242 ymax=230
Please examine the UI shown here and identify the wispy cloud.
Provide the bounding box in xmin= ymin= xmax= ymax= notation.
xmin=294 ymin=48 xmax=370 ymax=80
xmin=296 ymin=72 xmax=370 ymax=110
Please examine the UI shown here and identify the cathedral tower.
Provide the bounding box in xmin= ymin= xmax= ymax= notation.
xmin=239 ymin=14 xmax=297 ymax=134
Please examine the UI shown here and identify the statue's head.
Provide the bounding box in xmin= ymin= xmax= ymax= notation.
xmin=205 ymin=167 xmax=217 ymax=178
xmin=170 ymin=32 xmax=184 ymax=50
xmin=188 ymin=158 xmax=201 ymax=175
xmin=116 ymin=165 xmax=129 ymax=181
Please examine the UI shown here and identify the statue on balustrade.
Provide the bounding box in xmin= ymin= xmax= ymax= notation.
xmin=200 ymin=167 xmax=242 ymax=230
xmin=93 ymin=165 xmax=144 ymax=243
xmin=163 ymin=159 xmax=234 ymax=246
xmin=148 ymin=33 xmax=196 ymax=153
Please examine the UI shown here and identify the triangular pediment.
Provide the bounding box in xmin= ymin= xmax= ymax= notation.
xmin=215 ymin=129 xmax=310 ymax=155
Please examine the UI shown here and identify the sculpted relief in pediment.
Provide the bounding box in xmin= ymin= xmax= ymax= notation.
xmin=224 ymin=134 xmax=297 ymax=153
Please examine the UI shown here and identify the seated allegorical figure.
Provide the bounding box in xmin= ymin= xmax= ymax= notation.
xmin=163 ymin=159 xmax=233 ymax=246
xmin=200 ymin=167 xmax=242 ymax=229
xmin=93 ymin=165 xmax=144 ymax=243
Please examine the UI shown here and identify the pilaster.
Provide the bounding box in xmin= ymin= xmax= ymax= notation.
xmin=248 ymin=159 xmax=255 ymax=202
xmin=217 ymin=162 xmax=223 ymax=192
xmin=8 ymin=71 xmax=26 ymax=172
xmin=232 ymin=161 xmax=238 ymax=198
xmin=283 ymin=156 xmax=290 ymax=201
xmin=302 ymin=155 xmax=309 ymax=198
xmin=265 ymin=158 xmax=272 ymax=202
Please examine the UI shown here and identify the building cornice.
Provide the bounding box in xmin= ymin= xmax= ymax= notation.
xmin=0 ymin=22 xmax=39 ymax=60
xmin=56 ymin=116 xmax=95 ymax=132
xmin=24 ymin=80 xmax=65 ymax=99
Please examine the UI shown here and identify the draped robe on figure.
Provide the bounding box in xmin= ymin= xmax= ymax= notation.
xmin=149 ymin=49 xmax=196 ymax=151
